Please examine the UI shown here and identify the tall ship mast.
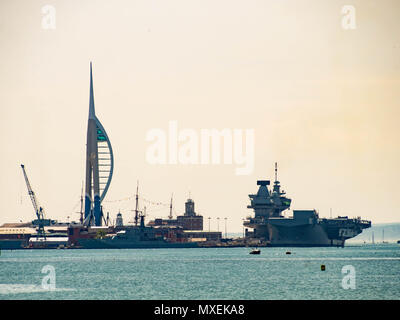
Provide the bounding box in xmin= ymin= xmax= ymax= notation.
xmin=243 ymin=163 xmax=371 ymax=247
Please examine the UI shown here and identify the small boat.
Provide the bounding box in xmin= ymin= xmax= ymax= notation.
xmin=250 ymin=248 xmax=261 ymax=254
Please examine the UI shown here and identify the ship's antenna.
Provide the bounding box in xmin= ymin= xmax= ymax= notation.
xmin=134 ymin=180 xmax=139 ymax=226
xmin=275 ymin=162 xmax=278 ymax=182
xmin=168 ymin=193 xmax=173 ymax=220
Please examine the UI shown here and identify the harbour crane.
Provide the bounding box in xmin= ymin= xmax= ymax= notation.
xmin=20 ymin=164 xmax=46 ymax=239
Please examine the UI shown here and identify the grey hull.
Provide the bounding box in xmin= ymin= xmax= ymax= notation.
xmin=0 ymin=239 xmax=27 ymax=250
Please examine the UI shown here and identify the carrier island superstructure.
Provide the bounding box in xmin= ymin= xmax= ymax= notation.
xmin=243 ymin=164 xmax=371 ymax=247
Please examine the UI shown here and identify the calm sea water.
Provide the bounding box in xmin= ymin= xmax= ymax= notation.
xmin=0 ymin=244 xmax=399 ymax=300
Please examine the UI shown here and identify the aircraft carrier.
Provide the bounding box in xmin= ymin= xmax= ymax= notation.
xmin=243 ymin=164 xmax=371 ymax=247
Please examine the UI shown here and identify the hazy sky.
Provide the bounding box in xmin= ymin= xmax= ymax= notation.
xmin=0 ymin=0 xmax=399 ymax=232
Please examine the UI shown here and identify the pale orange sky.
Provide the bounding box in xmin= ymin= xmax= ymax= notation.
xmin=0 ymin=0 xmax=399 ymax=231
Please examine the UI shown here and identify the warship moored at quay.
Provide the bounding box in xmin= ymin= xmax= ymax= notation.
xmin=243 ymin=164 xmax=371 ymax=247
